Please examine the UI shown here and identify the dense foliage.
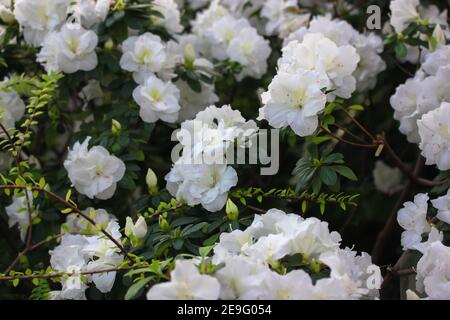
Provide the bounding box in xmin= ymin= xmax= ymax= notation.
xmin=0 ymin=0 xmax=450 ymax=300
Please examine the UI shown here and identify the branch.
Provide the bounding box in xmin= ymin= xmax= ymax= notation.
xmin=378 ymin=133 xmax=439 ymax=188
xmin=0 ymin=184 xmax=134 ymax=263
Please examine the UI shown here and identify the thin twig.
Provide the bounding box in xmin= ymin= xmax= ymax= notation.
xmin=320 ymin=126 xmax=379 ymax=149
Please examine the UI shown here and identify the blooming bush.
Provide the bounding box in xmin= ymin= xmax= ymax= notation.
xmin=0 ymin=0 xmax=450 ymax=300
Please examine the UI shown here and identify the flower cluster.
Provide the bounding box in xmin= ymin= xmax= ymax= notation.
xmin=49 ymin=208 xmax=123 ymax=299
xmin=165 ymin=105 xmax=257 ymax=212
xmin=259 ymin=14 xmax=385 ymax=137
xmin=397 ymin=189 xmax=450 ymax=299
xmin=147 ymin=208 xmax=381 ymax=300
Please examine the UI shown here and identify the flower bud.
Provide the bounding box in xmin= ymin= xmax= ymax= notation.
xmin=146 ymin=168 xmax=158 ymax=195
xmin=159 ymin=215 xmax=170 ymax=231
xmin=125 ymin=216 xmax=148 ymax=247
xmin=226 ymin=198 xmax=239 ymax=221
xmin=183 ymin=44 xmax=196 ymax=68
xmin=432 ymin=24 xmax=446 ymax=46
xmin=104 ymin=38 xmax=114 ymax=51
xmin=111 ymin=119 xmax=121 ymax=136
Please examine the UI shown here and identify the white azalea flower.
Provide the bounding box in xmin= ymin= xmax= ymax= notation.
xmin=389 ymin=0 xmax=420 ymax=33
xmin=390 ymin=78 xmax=423 ymax=143
xmin=14 ymin=0 xmax=70 ymax=47
xmin=64 ymin=137 xmax=126 ymax=200
xmin=397 ymin=193 xmax=431 ymax=250
xmin=372 ymin=160 xmax=403 ymax=195
xmin=421 ymin=45 xmax=450 ymax=76
xmin=278 ymin=33 xmax=360 ymax=99
xmin=418 ymin=102 xmax=450 ymax=171
xmin=0 ymin=0 xmax=14 ymax=24
xmin=416 ymin=241 xmax=450 ymax=299
xmin=244 ymin=234 xmax=291 ymax=264
xmin=125 ymin=216 xmax=148 ymax=246
xmin=165 ymin=162 xmax=237 ymax=212
xmin=431 ymin=188 xmax=450 ymax=224
xmin=227 ymin=27 xmax=271 ymax=80
xmin=0 ymin=78 xmax=26 ymax=131
xmin=151 ymin=0 xmax=183 ymax=34
xmin=147 ymin=260 xmax=221 ymax=300
xmin=214 ymin=255 xmax=267 ymax=300
xmin=288 ymin=217 xmax=342 ymax=258
xmin=259 ymin=71 xmax=328 ymax=137
xmin=63 ymin=208 xmax=114 ymax=235
xmin=120 ymin=33 xmax=167 ymax=82
xmin=259 ymin=269 xmax=314 ymax=300
xmin=5 ymin=191 xmax=37 ymax=242
xmin=37 ymin=23 xmax=98 ymax=74
xmin=75 ymin=0 xmax=111 ymax=28
xmin=206 ymin=15 xmax=251 ymax=60
xmin=260 ymin=0 xmax=297 ymax=35
xmin=132 ymin=75 xmax=181 ymax=123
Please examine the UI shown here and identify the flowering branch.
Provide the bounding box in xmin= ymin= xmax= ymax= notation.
xmin=0 ymin=184 xmax=134 ymax=263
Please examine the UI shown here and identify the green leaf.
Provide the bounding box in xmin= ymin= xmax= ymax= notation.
xmin=319 ymin=167 xmax=338 ymax=186
xmin=395 ymin=42 xmax=407 ymax=59
xmin=332 ymin=165 xmax=358 ymax=181
xmin=125 ymin=277 xmax=153 ymax=300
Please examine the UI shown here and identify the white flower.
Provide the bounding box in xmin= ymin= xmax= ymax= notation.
xmin=212 ymin=228 xmax=255 ymax=263
xmin=278 ymin=33 xmax=359 ymax=99
xmin=14 ymin=0 xmax=70 ymax=47
xmin=259 ymin=71 xmax=328 ymax=137
xmin=288 ymin=217 xmax=342 ymax=258
xmin=165 ymin=162 xmax=237 ymax=212
xmin=0 ymin=0 xmax=15 ymax=24
xmin=175 ymin=80 xmax=219 ymax=122
xmin=147 ymin=260 xmax=221 ymax=300
xmin=417 ymin=66 xmax=450 ymax=117
xmin=372 ymin=160 xmax=403 ymax=195
xmin=50 ymin=234 xmax=89 ymax=300
xmin=63 ymin=208 xmax=113 ymax=235
xmin=260 ymin=0 xmax=297 ymax=35
xmin=0 ymin=78 xmax=26 ymax=130
xmin=431 ymin=188 xmax=450 ymax=224
xmin=416 ymin=241 xmax=450 ymax=299
xmin=37 ymin=23 xmax=98 ymax=74
xmin=191 ymin=1 xmax=230 ymax=38
xmin=151 ymin=0 xmax=183 ymax=34
xmin=259 ymin=269 xmax=314 ymax=300
xmin=120 ymin=33 xmax=167 ymax=83
xmin=319 ymin=248 xmax=380 ymax=299
xmin=214 ymin=255 xmax=266 ymax=299
xmin=244 ymin=234 xmax=291 ymax=264
xmin=132 ymin=75 xmax=181 ymax=123
xmin=418 ymin=102 xmax=450 ymax=170
xmin=390 ymin=78 xmax=423 ymax=143
xmin=64 ymin=137 xmax=126 ymax=200
xmin=421 ymin=45 xmax=450 ymax=76
xmin=397 ymin=193 xmax=431 ymax=250
xmin=76 ymin=0 xmax=111 ymax=28
xmin=389 ymin=0 xmax=420 ymax=33
xmin=206 ymin=15 xmax=251 ymax=60
xmin=353 ymin=33 xmax=386 ymax=92
xmin=5 ymin=191 xmax=37 ymax=241
xmin=227 ymin=27 xmax=271 ymax=80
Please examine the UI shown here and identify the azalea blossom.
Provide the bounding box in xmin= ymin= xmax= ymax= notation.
xmin=5 ymin=191 xmax=37 ymax=242
xmin=389 ymin=0 xmax=420 ymax=33
xmin=372 ymin=160 xmax=403 ymax=195
xmin=132 ymin=75 xmax=181 ymax=123
xmin=64 ymin=137 xmax=126 ymax=200
xmin=37 ymin=23 xmax=98 ymax=74
xmin=0 ymin=78 xmax=26 ymax=130
xmin=259 ymin=70 xmax=328 ymax=137
xmin=418 ymin=102 xmax=450 ymax=171
xmin=147 ymin=260 xmax=221 ymax=300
